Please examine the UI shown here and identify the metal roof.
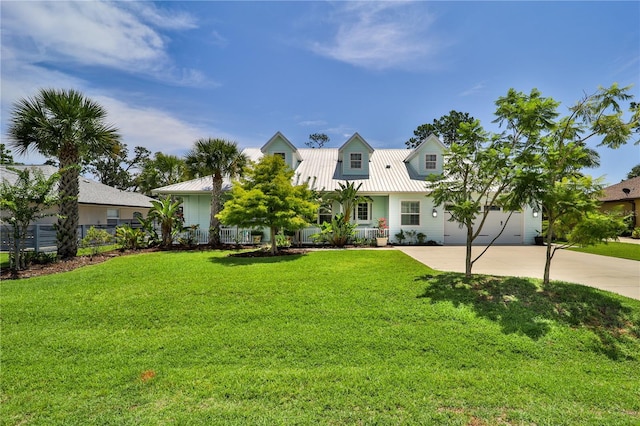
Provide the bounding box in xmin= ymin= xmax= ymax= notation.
xmin=1 ymin=165 xmax=154 ymax=208
xmin=154 ymin=147 xmax=433 ymax=195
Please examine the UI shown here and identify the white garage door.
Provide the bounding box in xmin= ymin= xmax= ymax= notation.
xmin=444 ymin=208 xmax=523 ymax=245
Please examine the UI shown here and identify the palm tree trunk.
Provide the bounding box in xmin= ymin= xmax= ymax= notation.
xmin=57 ymin=158 xmax=80 ymax=259
xmin=209 ymin=174 xmax=223 ymax=246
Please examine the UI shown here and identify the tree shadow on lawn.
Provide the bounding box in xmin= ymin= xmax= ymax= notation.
xmin=209 ymin=252 xmax=306 ymax=267
xmin=417 ymin=273 xmax=640 ymax=361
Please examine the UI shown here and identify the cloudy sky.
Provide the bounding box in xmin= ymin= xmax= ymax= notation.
xmin=1 ymin=1 xmax=638 ymax=184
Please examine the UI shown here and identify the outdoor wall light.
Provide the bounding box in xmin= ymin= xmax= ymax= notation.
xmin=532 ymin=210 xmax=539 ymax=218
xmin=432 ymin=208 xmax=438 ymax=218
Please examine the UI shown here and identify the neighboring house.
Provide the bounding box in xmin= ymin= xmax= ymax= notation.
xmin=1 ymin=165 xmax=154 ymax=226
xmin=153 ymin=132 xmax=541 ymax=245
xmin=599 ymin=176 xmax=640 ymax=228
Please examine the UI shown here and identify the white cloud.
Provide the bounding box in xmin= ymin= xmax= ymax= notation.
xmin=459 ymin=83 xmax=487 ymax=97
xmin=309 ymin=2 xmax=447 ymax=71
xmin=0 ymin=1 xmax=205 ymax=85
xmin=298 ymin=120 xmax=328 ymax=127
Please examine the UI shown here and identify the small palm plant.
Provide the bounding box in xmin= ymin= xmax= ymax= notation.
xmin=148 ymin=196 xmax=183 ymax=248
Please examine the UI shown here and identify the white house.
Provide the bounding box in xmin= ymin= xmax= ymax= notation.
xmin=153 ymin=132 xmax=541 ymax=245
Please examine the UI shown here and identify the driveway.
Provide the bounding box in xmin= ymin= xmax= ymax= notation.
xmin=396 ymin=245 xmax=640 ymax=300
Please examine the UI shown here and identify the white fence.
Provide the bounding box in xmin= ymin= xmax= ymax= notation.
xmin=1 ymin=223 xmax=389 ymax=252
xmin=180 ymin=226 xmax=388 ymax=246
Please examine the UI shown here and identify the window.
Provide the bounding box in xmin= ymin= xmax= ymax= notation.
xmin=350 ymin=153 xmax=362 ymax=169
xmin=274 ymin=152 xmax=286 ymax=160
xmin=107 ymin=208 xmax=120 ymax=225
xmin=318 ymin=205 xmax=332 ymax=224
xmin=425 ymin=154 xmax=437 ymax=170
xmin=484 ymin=205 xmax=501 ymax=212
xmin=401 ymin=201 xmax=420 ymax=226
xmin=354 ymin=202 xmax=371 ymax=222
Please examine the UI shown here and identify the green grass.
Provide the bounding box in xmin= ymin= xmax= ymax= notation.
xmin=570 ymin=241 xmax=640 ymax=261
xmin=2 ymin=250 xmax=639 ymax=425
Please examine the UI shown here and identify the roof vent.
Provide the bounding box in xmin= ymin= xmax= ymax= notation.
xmin=386 ymin=165 xmax=391 ymax=169
xmin=622 ymin=188 xmax=631 ymax=196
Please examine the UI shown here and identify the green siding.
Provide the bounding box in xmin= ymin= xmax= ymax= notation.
xmin=341 ymin=138 xmax=370 ymax=176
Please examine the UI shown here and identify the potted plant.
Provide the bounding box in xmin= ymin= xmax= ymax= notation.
xmin=250 ymin=229 xmax=263 ymax=244
xmin=534 ymin=230 xmax=544 ymax=245
xmin=375 ymin=217 xmax=388 ymax=247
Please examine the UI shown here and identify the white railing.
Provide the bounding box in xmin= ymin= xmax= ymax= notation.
xmin=174 ymin=226 xmax=388 ymax=246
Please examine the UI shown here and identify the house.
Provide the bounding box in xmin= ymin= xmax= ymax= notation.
xmin=153 ymin=132 xmax=541 ymax=245
xmin=1 ymin=165 xmax=154 ymax=226
xmin=599 ymin=176 xmax=640 ymax=228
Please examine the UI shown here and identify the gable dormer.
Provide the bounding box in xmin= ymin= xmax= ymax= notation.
xmin=404 ymin=133 xmax=446 ymax=176
xmin=261 ymin=131 xmax=302 ymax=170
xmin=338 ymin=133 xmax=374 ymax=177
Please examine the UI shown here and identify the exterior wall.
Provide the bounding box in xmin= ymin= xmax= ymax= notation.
xmin=407 ymin=138 xmax=444 ymax=176
xmin=78 ymin=205 xmax=150 ymax=225
xmin=340 ymin=139 xmax=370 ymax=176
xmin=181 ymin=194 xmax=211 ymax=230
xmin=388 ymin=194 xmax=443 ymax=244
xmin=522 ymin=206 xmax=542 ymax=244
xmin=262 ymin=136 xmax=298 ymax=170
xmin=600 ymin=200 xmax=638 ymax=227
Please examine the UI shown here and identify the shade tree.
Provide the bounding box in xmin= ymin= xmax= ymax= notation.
xmin=406 ymin=110 xmax=476 ymax=149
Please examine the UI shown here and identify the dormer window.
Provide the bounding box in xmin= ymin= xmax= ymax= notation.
xmin=425 ymin=154 xmax=437 ymax=170
xmin=274 ymin=152 xmax=286 ymax=160
xmin=350 ymin=153 xmax=362 ymax=169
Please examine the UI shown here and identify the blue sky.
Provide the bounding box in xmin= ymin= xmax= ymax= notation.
xmin=1 ymin=1 xmax=638 ymax=185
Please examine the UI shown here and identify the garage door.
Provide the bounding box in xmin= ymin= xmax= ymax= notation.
xmin=444 ymin=208 xmax=523 ymax=245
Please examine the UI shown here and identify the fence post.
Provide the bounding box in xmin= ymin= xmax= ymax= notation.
xmin=34 ymin=224 xmax=40 ymax=252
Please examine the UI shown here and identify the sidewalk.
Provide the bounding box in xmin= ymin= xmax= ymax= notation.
xmin=396 ymin=245 xmax=640 ymax=300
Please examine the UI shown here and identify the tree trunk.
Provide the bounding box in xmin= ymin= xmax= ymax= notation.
xmin=465 ymin=224 xmax=473 ymax=278
xmin=57 ymin=156 xmax=80 ymax=259
xmin=543 ymin=233 xmax=553 ymax=286
xmin=270 ymin=226 xmax=278 ymax=255
xmin=209 ymin=174 xmax=222 ymax=247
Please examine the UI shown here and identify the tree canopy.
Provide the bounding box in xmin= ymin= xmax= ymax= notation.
xmin=406 ymin=110 xmax=475 ymax=149
xmin=217 ymin=155 xmax=318 ymax=254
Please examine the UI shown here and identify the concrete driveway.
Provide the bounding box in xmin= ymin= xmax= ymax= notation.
xmin=396 ymin=245 xmax=640 ymax=300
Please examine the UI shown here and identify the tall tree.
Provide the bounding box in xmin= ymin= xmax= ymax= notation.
xmin=86 ymin=143 xmax=150 ymax=191
xmin=406 ymin=110 xmax=475 ymax=149
xmin=627 ymin=164 xmax=640 ymax=179
xmin=137 ymin=152 xmax=188 ymax=196
xmin=306 ymin=133 xmax=330 ymax=149
xmin=7 ymin=88 xmax=119 ymax=259
xmin=217 ymin=155 xmax=318 ymax=254
xmin=185 ymin=138 xmax=247 ymax=246
xmin=0 ymin=167 xmax=60 ymax=276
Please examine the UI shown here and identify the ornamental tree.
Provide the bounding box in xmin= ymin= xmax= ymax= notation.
xmin=217 ymin=155 xmax=318 ymax=254
xmin=0 ymin=167 xmax=60 ymax=276
xmin=505 ymin=84 xmax=639 ymax=285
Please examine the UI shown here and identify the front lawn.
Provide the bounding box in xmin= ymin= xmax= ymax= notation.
xmin=569 ymin=241 xmax=640 ymax=261
xmin=2 ymin=250 xmax=639 ymax=425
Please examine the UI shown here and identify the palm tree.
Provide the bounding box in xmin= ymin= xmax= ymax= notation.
xmin=185 ymin=138 xmax=247 ymax=246
xmin=7 ymin=88 xmax=119 ymax=259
